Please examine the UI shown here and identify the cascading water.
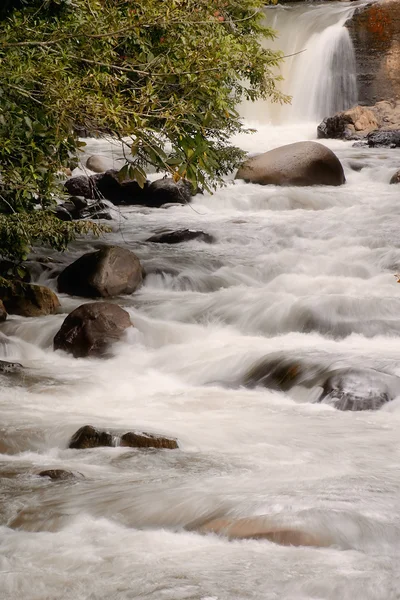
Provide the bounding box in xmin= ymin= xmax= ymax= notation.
xmin=241 ymin=2 xmax=359 ymax=124
xmin=2 ymin=2 xmax=400 ymax=600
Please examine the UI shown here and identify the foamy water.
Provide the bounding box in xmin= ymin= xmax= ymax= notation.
xmin=1 ymin=121 xmax=400 ymax=599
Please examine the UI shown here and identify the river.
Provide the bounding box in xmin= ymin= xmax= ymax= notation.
xmin=1 ymin=2 xmax=400 ymax=599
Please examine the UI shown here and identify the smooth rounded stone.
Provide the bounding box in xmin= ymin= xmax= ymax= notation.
xmin=367 ymin=130 xmax=400 ymax=148
xmin=0 ymin=360 xmax=23 ymax=374
xmin=0 ymin=281 xmax=60 ymax=317
xmin=69 ymin=196 xmax=88 ymax=211
xmin=57 ymin=245 xmax=143 ymax=298
xmin=38 ymin=469 xmax=77 ymax=481
xmin=317 ymin=368 xmax=395 ymax=411
xmin=390 ymin=169 xmax=400 ymax=184
xmin=54 ymin=302 xmax=132 ymax=358
xmin=317 ymin=106 xmax=379 ymax=140
xmin=146 ymin=229 xmax=215 ymax=244
xmin=120 ymin=431 xmax=178 ymax=450
xmin=86 ymin=155 xmax=114 ymax=173
xmin=235 ymin=141 xmax=346 ymax=187
xmin=196 ymin=517 xmax=333 ymax=547
xmin=146 ymin=178 xmax=193 ymax=207
xmin=53 ymin=205 xmax=73 ymax=221
xmin=68 ymin=425 xmax=114 ymax=449
xmin=0 ymin=300 xmax=7 ymax=322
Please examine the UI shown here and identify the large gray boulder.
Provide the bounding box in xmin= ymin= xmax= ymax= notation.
xmin=54 ymin=302 xmax=132 ymax=358
xmin=235 ymin=141 xmax=345 ymax=187
xmin=58 ymin=246 xmax=143 ymax=298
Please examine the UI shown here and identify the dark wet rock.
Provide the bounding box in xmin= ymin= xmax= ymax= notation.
xmin=235 ymin=141 xmax=346 ymax=187
xmin=0 ymin=281 xmax=60 ymax=317
xmin=367 ymin=130 xmax=400 ymax=148
xmin=146 ymin=178 xmax=193 ymax=208
xmin=120 ymin=431 xmax=178 ymax=449
xmin=68 ymin=425 xmax=179 ymax=450
xmin=38 ymin=469 xmax=77 ymax=481
xmin=53 ymin=205 xmax=73 ymax=221
xmin=92 ymin=170 xmax=150 ymax=205
xmin=390 ymin=169 xmax=400 ymax=184
xmin=0 ymin=360 xmax=23 ymax=374
xmin=244 ymin=357 xmax=307 ymax=392
xmin=69 ymin=425 xmax=114 ymax=449
xmin=317 ymin=368 xmax=394 ymax=411
xmin=57 ymin=246 xmax=143 ymax=298
xmin=317 ymin=106 xmax=379 ymax=140
xmin=54 ymin=302 xmax=132 ymax=358
xmin=0 ymin=300 xmax=7 ymax=322
xmin=64 ymin=175 xmax=96 ymax=199
xmin=146 ymin=229 xmax=215 ymax=245
xmin=69 ymin=196 xmax=88 ymax=211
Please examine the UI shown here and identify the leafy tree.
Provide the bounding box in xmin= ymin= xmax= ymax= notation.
xmin=0 ymin=0 xmax=286 ymax=261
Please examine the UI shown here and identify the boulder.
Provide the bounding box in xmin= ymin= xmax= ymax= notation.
xmin=390 ymin=169 xmax=400 ymax=184
xmin=86 ymin=155 xmax=114 ymax=173
xmin=0 ymin=300 xmax=7 ymax=322
xmin=317 ymin=106 xmax=379 ymax=140
xmin=146 ymin=178 xmax=193 ymax=208
xmin=38 ymin=469 xmax=77 ymax=481
xmin=57 ymin=246 xmax=143 ymax=298
xmin=146 ymin=229 xmax=215 ymax=244
xmin=68 ymin=424 xmax=179 ymax=450
xmin=0 ymin=281 xmax=60 ymax=317
xmin=64 ymin=175 xmax=96 ymax=199
xmin=367 ymin=129 xmax=400 ymax=148
xmin=120 ymin=431 xmax=178 ymax=449
xmin=235 ymin=142 xmax=345 ymax=187
xmin=54 ymin=302 xmax=132 ymax=358
xmin=69 ymin=425 xmax=113 ymax=449
xmin=92 ymin=170 xmax=149 ymax=205
xmin=53 ymin=205 xmax=73 ymax=221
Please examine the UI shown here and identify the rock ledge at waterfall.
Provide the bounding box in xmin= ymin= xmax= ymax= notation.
xmin=317 ymin=101 xmax=400 ymax=144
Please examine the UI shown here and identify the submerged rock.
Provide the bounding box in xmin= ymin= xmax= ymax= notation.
xmin=0 ymin=281 xmax=60 ymax=317
xmin=54 ymin=302 xmax=132 ymax=358
xmin=57 ymin=245 xmax=143 ymax=298
xmin=38 ymin=469 xmax=77 ymax=481
xmin=317 ymin=368 xmax=394 ymax=411
xmin=390 ymin=169 xmax=400 ymax=184
xmin=146 ymin=229 xmax=215 ymax=244
xmin=68 ymin=424 xmax=179 ymax=450
xmin=0 ymin=360 xmax=23 ymax=374
xmin=243 ymin=355 xmax=400 ymax=412
xmin=235 ymin=141 xmax=345 ymax=187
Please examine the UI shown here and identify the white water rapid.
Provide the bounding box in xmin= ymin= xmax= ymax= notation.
xmin=2 ymin=2 xmax=400 ymax=599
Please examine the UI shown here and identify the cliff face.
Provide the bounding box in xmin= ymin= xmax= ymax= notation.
xmin=347 ymin=0 xmax=400 ymax=105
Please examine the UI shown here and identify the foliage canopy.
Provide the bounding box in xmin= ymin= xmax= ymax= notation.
xmin=0 ymin=0 xmax=285 ymax=261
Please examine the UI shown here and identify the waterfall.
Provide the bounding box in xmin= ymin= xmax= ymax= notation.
xmin=241 ymin=2 xmax=360 ymax=125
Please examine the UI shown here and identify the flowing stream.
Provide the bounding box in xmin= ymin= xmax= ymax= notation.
xmin=2 ymin=2 xmax=400 ymax=599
